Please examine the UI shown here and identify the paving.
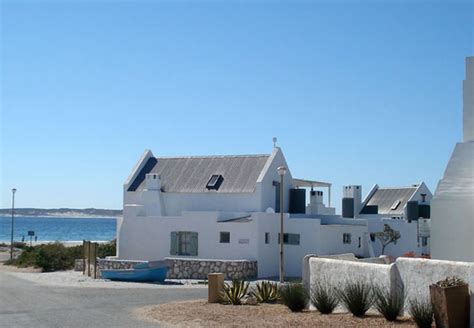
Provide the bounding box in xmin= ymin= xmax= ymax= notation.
xmin=0 ymin=270 xmax=207 ymax=328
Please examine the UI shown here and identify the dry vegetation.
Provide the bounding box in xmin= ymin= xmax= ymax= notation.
xmin=136 ymin=300 xmax=416 ymax=327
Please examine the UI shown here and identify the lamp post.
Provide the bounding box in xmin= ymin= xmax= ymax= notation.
xmin=277 ymin=166 xmax=286 ymax=283
xmin=10 ymin=188 xmax=17 ymax=261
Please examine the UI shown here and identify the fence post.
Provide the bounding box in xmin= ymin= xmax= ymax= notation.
xmin=87 ymin=241 xmax=92 ymax=277
xmin=93 ymin=243 xmax=98 ymax=279
xmin=82 ymin=240 xmax=86 ymax=275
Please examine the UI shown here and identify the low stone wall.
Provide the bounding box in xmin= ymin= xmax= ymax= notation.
xmin=165 ymin=258 xmax=258 ymax=280
xmin=74 ymin=259 xmax=84 ymax=271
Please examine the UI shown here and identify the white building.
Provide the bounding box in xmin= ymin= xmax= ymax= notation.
xmin=431 ymin=56 xmax=474 ymax=262
xmin=340 ymin=183 xmax=432 ymax=257
xmin=118 ymin=147 xmax=369 ymax=278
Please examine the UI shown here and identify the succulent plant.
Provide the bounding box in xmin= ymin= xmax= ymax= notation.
xmin=435 ymin=276 xmax=466 ymax=288
xmin=221 ymin=279 xmax=250 ymax=305
xmin=252 ymin=281 xmax=279 ymax=303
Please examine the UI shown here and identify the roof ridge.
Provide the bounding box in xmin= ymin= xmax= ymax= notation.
xmin=156 ymin=154 xmax=270 ymax=159
xmin=377 ymin=186 xmax=418 ymax=190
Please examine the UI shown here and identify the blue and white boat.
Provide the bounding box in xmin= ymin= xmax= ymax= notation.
xmin=100 ymin=261 xmax=168 ymax=282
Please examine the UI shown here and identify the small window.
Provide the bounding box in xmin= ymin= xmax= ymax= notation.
xmin=358 ymin=237 xmax=361 ymax=248
xmin=220 ymin=232 xmax=230 ymax=243
xmin=278 ymin=233 xmax=300 ymax=245
xmin=206 ymin=174 xmax=223 ymax=190
xmin=265 ymin=232 xmax=270 ymax=244
xmin=343 ymin=233 xmax=352 ymax=244
xmin=421 ymin=236 xmax=428 ymax=247
xmin=391 ymin=200 xmax=401 ymax=210
xmin=370 ymin=233 xmax=375 ymax=242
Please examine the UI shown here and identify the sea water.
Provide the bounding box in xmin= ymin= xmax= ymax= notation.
xmin=0 ymin=216 xmax=116 ymax=243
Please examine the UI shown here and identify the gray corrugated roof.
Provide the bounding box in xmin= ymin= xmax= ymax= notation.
xmin=361 ymin=187 xmax=417 ymax=215
xmin=134 ymin=154 xmax=270 ymax=193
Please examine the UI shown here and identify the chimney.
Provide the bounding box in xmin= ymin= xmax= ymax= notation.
xmin=145 ymin=173 xmax=161 ymax=190
xmin=342 ymin=185 xmax=362 ymax=218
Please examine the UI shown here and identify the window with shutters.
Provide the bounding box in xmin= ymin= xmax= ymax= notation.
xmin=220 ymin=232 xmax=230 ymax=243
xmin=170 ymin=231 xmax=198 ymax=256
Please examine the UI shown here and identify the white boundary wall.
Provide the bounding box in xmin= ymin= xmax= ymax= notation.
xmin=303 ymin=256 xmax=474 ymax=327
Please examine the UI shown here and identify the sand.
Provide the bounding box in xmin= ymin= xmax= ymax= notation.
xmin=137 ymin=300 xmax=416 ymax=327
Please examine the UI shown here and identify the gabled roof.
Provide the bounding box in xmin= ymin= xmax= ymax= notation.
xmin=360 ymin=186 xmax=418 ymax=216
xmin=129 ymin=154 xmax=271 ymax=193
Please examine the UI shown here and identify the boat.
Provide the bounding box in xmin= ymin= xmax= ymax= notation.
xmin=100 ymin=260 xmax=168 ymax=282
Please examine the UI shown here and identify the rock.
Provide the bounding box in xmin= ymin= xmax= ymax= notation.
xmin=242 ymin=296 xmax=258 ymax=306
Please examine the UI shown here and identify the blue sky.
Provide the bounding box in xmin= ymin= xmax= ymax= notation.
xmin=1 ymin=0 xmax=472 ymax=211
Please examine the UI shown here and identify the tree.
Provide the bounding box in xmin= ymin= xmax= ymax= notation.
xmin=374 ymin=224 xmax=401 ymax=255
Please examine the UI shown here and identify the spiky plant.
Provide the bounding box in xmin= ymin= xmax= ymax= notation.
xmin=373 ymin=285 xmax=405 ymax=321
xmin=279 ymin=282 xmax=309 ymax=312
xmin=408 ymin=298 xmax=433 ymax=328
xmin=337 ymin=280 xmax=374 ymax=317
xmin=221 ymin=279 xmax=250 ymax=305
xmin=310 ymin=280 xmax=339 ymax=314
xmin=253 ymin=281 xmax=279 ymax=303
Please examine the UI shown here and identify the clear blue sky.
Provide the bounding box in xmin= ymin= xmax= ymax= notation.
xmin=1 ymin=0 xmax=472 ymax=211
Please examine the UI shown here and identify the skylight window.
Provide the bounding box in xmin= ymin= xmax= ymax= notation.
xmin=206 ymin=174 xmax=223 ymax=190
xmin=391 ymin=200 xmax=401 ymax=210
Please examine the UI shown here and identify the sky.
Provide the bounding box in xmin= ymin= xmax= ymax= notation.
xmin=0 ymin=0 xmax=472 ymax=211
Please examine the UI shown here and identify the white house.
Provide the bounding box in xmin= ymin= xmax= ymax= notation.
xmin=118 ymin=147 xmax=370 ymax=278
xmin=339 ymin=183 xmax=432 ymax=257
xmin=431 ymin=56 xmax=474 ymax=262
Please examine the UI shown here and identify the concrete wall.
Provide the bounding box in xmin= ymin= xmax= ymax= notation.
xmin=303 ymin=256 xmax=474 ymax=326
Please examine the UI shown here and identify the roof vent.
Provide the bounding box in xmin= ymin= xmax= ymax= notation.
xmin=206 ymin=174 xmax=224 ymax=190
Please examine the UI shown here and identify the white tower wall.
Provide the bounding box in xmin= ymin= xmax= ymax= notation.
xmin=431 ymin=56 xmax=474 ymax=262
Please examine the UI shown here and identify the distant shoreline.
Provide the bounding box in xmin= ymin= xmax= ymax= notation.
xmin=0 ymin=214 xmax=120 ymax=219
xmin=0 ymin=208 xmax=122 ymax=219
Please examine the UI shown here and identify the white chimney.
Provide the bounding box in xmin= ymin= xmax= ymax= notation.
xmin=145 ymin=173 xmax=161 ymax=190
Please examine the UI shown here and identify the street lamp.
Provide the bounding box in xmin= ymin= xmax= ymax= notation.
xmin=10 ymin=188 xmax=17 ymax=261
xmin=277 ymin=166 xmax=286 ymax=283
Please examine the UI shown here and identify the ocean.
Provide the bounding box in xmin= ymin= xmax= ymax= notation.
xmin=0 ymin=216 xmax=117 ymax=243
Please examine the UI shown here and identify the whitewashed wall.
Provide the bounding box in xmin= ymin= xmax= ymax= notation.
xmin=303 ymin=256 xmax=474 ymax=326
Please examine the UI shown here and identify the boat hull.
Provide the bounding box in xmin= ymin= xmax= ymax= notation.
xmin=101 ymin=265 xmax=168 ymax=282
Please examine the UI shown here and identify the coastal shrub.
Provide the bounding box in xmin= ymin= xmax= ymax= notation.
xmin=252 ymin=281 xmax=279 ymax=303
xmin=373 ymin=285 xmax=405 ymax=321
xmin=279 ymin=282 xmax=308 ymax=312
xmin=221 ymin=279 xmax=250 ymax=305
xmin=97 ymin=239 xmax=116 ymax=258
xmin=36 ymin=243 xmax=74 ymax=272
xmin=310 ymin=280 xmax=339 ymax=314
xmin=10 ymin=246 xmax=40 ymax=267
xmin=337 ymin=280 xmax=373 ymax=317
xmin=408 ymin=299 xmax=433 ymax=328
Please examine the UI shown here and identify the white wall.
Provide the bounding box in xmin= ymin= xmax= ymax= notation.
xmin=303 ymin=256 xmax=474 ymax=325
xmin=118 ymin=210 xmax=259 ymax=262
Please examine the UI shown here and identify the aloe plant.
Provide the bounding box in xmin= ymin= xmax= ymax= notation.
xmin=252 ymin=281 xmax=279 ymax=303
xmin=221 ymin=279 xmax=250 ymax=305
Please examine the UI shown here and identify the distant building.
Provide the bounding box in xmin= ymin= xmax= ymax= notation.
xmin=118 ymin=146 xmax=432 ymax=277
xmin=431 ymin=57 xmax=474 ymax=262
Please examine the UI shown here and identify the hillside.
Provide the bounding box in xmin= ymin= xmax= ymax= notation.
xmin=0 ymin=208 xmax=122 ymax=218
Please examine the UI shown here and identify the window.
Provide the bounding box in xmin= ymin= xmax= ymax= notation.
xmin=391 ymin=200 xmax=401 ymax=210
xmin=170 ymin=231 xmax=198 ymax=256
xmin=206 ymin=174 xmax=223 ymax=190
xmin=220 ymin=232 xmax=230 ymax=243
xmin=278 ymin=233 xmax=300 ymax=245
xmin=273 ymin=181 xmax=281 ymax=212
xmin=358 ymin=237 xmax=361 ymax=248
xmin=343 ymin=233 xmax=352 ymax=244
xmin=265 ymin=232 xmax=270 ymax=244
xmin=421 ymin=237 xmax=429 ymax=247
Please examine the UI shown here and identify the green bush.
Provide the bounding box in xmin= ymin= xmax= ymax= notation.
xmin=408 ymin=299 xmax=433 ymax=328
xmin=252 ymin=281 xmax=279 ymax=303
xmin=337 ymin=281 xmax=373 ymax=317
xmin=373 ymin=285 xmax=405 ymax=321
xmin=221 ymin=279 xmax=249 ymax=305
xmin=310 ymin=280 xmax=339 ymax=314
xmin=7 ymin=240 xmax=116 ymax=272
xmin=279 ymin=282 xmax=309 ymax=312
xmin=36 ymin=243 xmax=75 ymax=272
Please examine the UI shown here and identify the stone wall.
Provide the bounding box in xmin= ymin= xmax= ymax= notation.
xmin=165 ymin=258 xmax=258 ymax=280
xmin=98 ymin=259 xmax=145 ymax=271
